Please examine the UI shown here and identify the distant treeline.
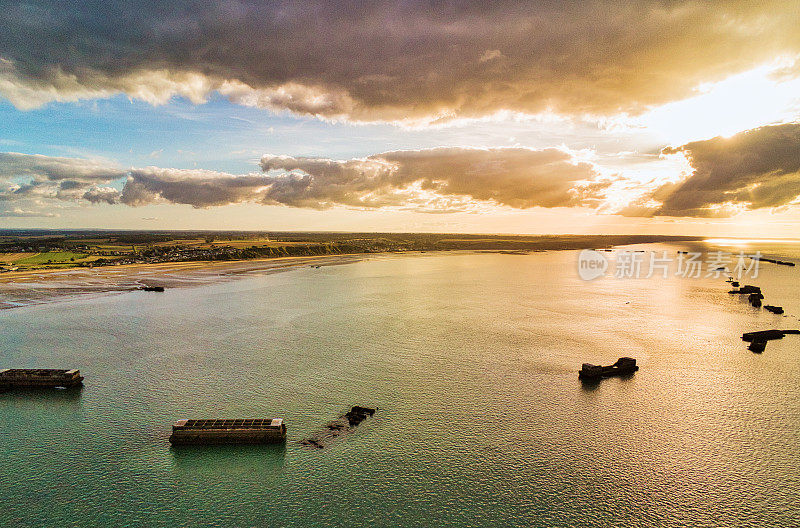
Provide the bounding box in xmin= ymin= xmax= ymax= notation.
xmin=1 ymin=230 xmax=703 ymax=255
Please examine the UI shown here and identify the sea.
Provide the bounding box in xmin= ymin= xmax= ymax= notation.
xmin=1 ymin=239 xmax=799 ymax=527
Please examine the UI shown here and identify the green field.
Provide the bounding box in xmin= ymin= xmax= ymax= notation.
xmin=13 ymin=251 xmax=89 ymax=266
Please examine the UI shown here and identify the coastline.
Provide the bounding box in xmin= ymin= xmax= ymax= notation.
xmin=0 ymin=234 xmax=703 ymax=310
xmin=0 ymin=253 xmax=364 ymax=310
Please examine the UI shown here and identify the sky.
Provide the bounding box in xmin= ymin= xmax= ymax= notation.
xmin=2 ymin=1 xmax=800 ymax=235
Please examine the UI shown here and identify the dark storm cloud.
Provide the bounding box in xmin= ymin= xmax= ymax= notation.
xmin=1 ymin=1 xmax=799 ymax=121
xmin=638 ymin=123 xmax=800 ymax=217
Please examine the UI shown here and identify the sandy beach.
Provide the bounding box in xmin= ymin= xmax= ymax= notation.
xmin=0 ymin=254 xmax=363 ymax=310
xmin=0 ymin=234 xmax=705 ymax=310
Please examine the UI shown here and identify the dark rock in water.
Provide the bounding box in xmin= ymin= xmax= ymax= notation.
xmin=579 ymin=357 xmax=638 ymax=381
xmin=741 ymin=329 xmax=798 ymax=342
xmin=749 ymin=340 xmax=767 ymax=353
xmin=300 ymin=406 xmax=378 ymax=449
xmin=140 ymin=286 xmax=165 ymax=292
xmin=729 ymin=285 xmax=761 ymax=295
xmin=764 ymin=305 xmax=784 ymax=315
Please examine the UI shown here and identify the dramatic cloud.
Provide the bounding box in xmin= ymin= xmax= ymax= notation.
xmin=2 ymin=1 xmax=799 ymax=122
xmin=0 ymin=148 xmax=608 ymax=212
xmin=12 ymin=130 xmax=800 ymax=220
xmin=260 ymin=148 xmax=608 ymax=209
xmin=121 ymin=168 xmax=273 ymax=207
xmin=0 ymin=152 xmax=126 ymax=205
xmin=82 ymin=186 xmax=122 ymax=205
xmin=632 ymin=123 xmax=800 ymax=217
xmin=121 ymin=147 xmax=607 ymax=210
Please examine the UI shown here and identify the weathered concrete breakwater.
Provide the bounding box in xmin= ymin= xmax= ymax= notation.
xmin=725 ymin=278 xmax=793 ymax=352
xmin=729 ymin=284 xmax=785 ymax=312
xmin=742 ymin=330 xmax=800 ymax=341
xmin=728 ymin=283 xmax=765 ymax=308
xmin=0 ymin=369 xmax=83 ymax=391
xmin=729 ymin=285 xmax=761 ymax=295
xmin=578 ymin=357 xmax=638 ymax=381
xmin=748 ymin=293 xmax=763 ymax=308
xmin=300 ymin=406 xmax=377 ymax=449
xmin=760 ymin=257 xmax=795 ymax=267
xmin=169 ymin=418 xmax=287 ymax=445
xmin=741 ymin=330 xmax=800 ymax=353
xmin=2 ymin=367 xmax=367 ymax=450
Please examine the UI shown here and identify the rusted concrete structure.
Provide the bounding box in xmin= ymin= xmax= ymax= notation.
xmin=0 ymin=369 xmax=84 ymax=390
xmin=741 ymin=329 xmax=799 ymax=342
xmin=169 ymin=418 xmax=286 ymax=445
xmin=300 ymin=406 xmax=377 ymax=449
xmin=579 ymin=357 xmax=639 ymax=381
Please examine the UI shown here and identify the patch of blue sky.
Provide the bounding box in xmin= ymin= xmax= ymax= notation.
xmin=0 ymin=92 xmax=655 ymax=176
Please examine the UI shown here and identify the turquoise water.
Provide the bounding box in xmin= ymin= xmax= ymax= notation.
xmin=1 ymin=243 xmax=799 ymax=527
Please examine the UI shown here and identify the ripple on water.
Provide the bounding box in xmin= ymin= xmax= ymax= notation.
xmin=1 ymin=245 xmax=799 ymax=527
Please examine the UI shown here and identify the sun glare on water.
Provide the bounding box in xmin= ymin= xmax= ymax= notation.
xmin=705 ymin=238 xmax=800 ymax=245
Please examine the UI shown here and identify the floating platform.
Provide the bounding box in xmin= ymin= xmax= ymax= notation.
xmin=169 ymin=418 xmax=286 ymax=445
xmin=0 ymin=369 xmax=83 ymax=390
xmin=140 ymin=286 xmax=165 ymax=292
xmin=579 ymin=357 xmax=638 ymax=381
